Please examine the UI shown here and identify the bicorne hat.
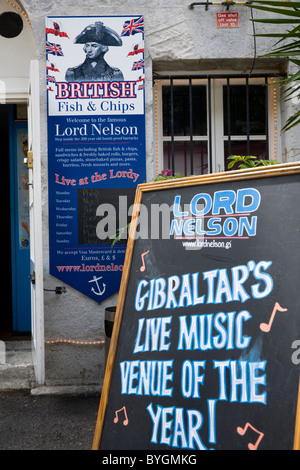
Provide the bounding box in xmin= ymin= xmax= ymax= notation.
xmin=74 ymin=22 xmax=122 ymax=46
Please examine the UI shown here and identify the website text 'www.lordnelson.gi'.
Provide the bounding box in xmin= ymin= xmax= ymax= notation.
xmin=56 ymin=263 xmax=123 ymax=272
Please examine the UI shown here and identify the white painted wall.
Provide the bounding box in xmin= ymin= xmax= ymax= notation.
xmin=0 ymin=1 xmax=36 ymax=101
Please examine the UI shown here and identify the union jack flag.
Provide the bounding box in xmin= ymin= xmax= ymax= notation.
xmin=46 ymin=74 xmax=56 ymax=83
xmin=132 ymin=59 xmax=145 ymax=72
xmin=121 ymin=16 xmax=144 ymax=36
xmin=46 ymin=41 xmax=64 ymax=56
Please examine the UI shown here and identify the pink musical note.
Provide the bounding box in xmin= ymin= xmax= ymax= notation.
xmin=140 ymin=250 xmax=149 ymax=272
xmin=260 ymin=301 xmax=288 ymax=333
xmin=114 ymin=406 xmax=129 ymax=426
xmin=237 ymin=422 xmax=264 ymax=450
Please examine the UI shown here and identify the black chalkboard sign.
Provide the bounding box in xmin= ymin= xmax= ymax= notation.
xmin=93 ymin=163 xmax=300 ymax=451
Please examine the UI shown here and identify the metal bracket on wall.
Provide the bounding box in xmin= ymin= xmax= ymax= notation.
xmin=189 ymin=1 xmax=251 ymax=11
xmin=26 ymin=150 xmax=33 ymax=169
xmin=44 ymin=286 xmax=67 ymax=295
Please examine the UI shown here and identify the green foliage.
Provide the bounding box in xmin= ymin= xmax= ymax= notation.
xmin=227 ymin=155 xmax=277 ymax=169
xmin=248 ymin=0 xmax=300 ymax=129
xmin=153 ymin=169 xmax=185 ymax=181
xmin=110 ymin=222 xmax=131 ymax=249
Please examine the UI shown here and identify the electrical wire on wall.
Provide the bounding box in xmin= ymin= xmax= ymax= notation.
xmin=249 ymin=6 xmax=257 ymax=75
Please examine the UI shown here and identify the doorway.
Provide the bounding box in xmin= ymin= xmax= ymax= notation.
xmin=0 ymin=103 xmax=31 ymax=338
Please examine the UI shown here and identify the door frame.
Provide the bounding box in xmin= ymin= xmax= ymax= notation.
xmin=3 ymin=61 xmax=45 ymax=384
xmin=28 ymin=59 xmax=45 ymax=385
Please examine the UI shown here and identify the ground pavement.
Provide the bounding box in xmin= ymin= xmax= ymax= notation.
xmin=0 ymin=389 xmax=101 ymax=450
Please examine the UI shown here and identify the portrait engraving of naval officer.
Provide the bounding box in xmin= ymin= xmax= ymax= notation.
xmin=65 ymin=21 xmax=124 ymax=82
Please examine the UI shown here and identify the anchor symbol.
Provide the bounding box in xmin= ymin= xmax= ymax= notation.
xmin=88 ymin=276 xmax=106 ymax=296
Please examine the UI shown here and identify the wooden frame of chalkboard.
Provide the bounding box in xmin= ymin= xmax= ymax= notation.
xmin=93 ymin=162 xmax=300 ymax=451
